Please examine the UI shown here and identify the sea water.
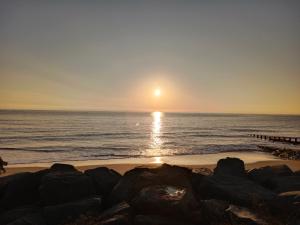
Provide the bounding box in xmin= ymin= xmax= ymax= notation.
xmin=0 ymin=110 xmax=299 ymax=164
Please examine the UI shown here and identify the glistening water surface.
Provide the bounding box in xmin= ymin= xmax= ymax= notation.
xmin=0 ymin=110 xmax=299 ymax=164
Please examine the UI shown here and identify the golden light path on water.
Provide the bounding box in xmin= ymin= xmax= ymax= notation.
xmin=151 ymin=111 xmax=163 ymax=164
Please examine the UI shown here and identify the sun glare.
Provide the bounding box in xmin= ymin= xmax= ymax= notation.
xmin=154 ymin=88 xmax=161 ymax=97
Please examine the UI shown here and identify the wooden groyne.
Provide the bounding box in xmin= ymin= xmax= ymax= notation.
xmin=250 ymin=134 xmax=300 ymax=145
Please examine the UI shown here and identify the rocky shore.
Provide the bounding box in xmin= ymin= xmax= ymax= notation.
xmin=0 ymin=157 xmax=300 ymax=225
xmin=258 ymin=145 xmax=300 ymax=160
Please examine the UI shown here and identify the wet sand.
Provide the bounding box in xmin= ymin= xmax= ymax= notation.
xmin=1 ymin=151 xmax=300 ymax=176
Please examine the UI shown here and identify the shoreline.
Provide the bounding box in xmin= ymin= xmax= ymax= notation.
xmin=2 ymin=151 xmax=300 ymax=176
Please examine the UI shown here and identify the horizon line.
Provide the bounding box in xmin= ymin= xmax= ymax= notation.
xmin=0 ymin=108 xmax=299 ymax=117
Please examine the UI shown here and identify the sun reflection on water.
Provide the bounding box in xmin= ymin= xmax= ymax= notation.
xmin=150 ymin=112 xmax=164 ymax=163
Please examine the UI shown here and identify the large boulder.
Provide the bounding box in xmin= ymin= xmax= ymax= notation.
xmin=97 ymin=202 xmax=131 ymax=221
xmin=131 ymin=185 xmax=199 ymax=218
xmin=84 ymin=167 xmax=121 ymax=196
xmin=50 ymin=163 xmax=77 ymax=172
xmin=98 ymin=214 xmax=131 ymax=225
xmin=264 ymin=176 xmax=300 ymax=193
xmin=0 ymin=205 xmax=39 ymax=225
xmin=39 ymin=170 xmax=95 ymax=206
xmin=107 ymin=164 xmax=192 ymax=206
xmin=134 ymin=215 xmax=194 ymax=225
xmin=43 ymin=197 xmax=102 ymax=225
xmin=6 ymin=213 xmax=45 ymax=225
xmin=214 ymin=157 xmax=245 ymax=177
xmin=248 ymin=165 xmax=293 ymax=187
xmin=278 ymin=191 xmax=300 ymax=204
xmin=62 ymin=202 xmax=131 ymax=225
xmin=200 ymin=199 xmax=230 ymax=224
xmin=0 ymin=172 xmax=42 ymax=212
xmin=263 ymin=191 xmax=300 ymax=225
xmin=197 ymin=174 xmax=276 ymax=207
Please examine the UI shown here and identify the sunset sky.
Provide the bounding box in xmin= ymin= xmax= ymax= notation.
xmin=0 ymin=0 xmax=299 ymax=114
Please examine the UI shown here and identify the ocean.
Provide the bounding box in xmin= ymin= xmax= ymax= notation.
xmin=0 ymin=110 xmax=299 ymax=164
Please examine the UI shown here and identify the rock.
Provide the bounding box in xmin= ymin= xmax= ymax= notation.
xmin=200 ymin=199 xmax=229 ymax=223
xmin=43 ymin=197 xmax=102 ymax=225
xmin=248 ymin=165 xmax=293 ymax=187
xmin=6 ymin=213 xmax=45 ymax=225
xmin=107 ymin=164 xmax=192 ymax=206
xmin=58 ymin=202 xmax=131 ymax=225
xmin=84 ymin=167 xmax=121 ymax=196
xmin=39 ymin=170 xmax=95 ymax=205
xmin=279 ymin=191 xmax=300 ymax=203
xmin=0 ymin=173 xmax=42 ymax=211
xmin=197 ymin=174 xmax=276 ymax=207
xmin=229 ymin=214 xmax=261 ymax=225
xmin=99 ymin=214 xmax=131 ymax=225
xmin=294 ymin=170 xmax=300 ymax=176
xmin=228 ymin=205 xmax=267 ymax=225
xmin=98 ymin=202 xmax=131 ymax=221
xmin=50 ymin=163 xmax=77 ymax=172
xmin=0 ymin=206 xmax=39 ymax=225
xmin=131 ymin=185 xmax=199 ymax=218
xmin=134 ymin=215 xmax=193 ymax=225
xmin=269 ymin=191 xmax=300 ymax=219
xmin=267 ymin=176 xmax=300 ymax=193
xmin=152 ymin=164 xmax=192 ymax=187
xmin=286 ymin=211 xmax=300 ymax=225
xmin=107 ymin=168 xmax=158 ymax=206
xmin=192 ymin=167 xmax=213 ymax=176
xmin=214 ymin=157 xmax=245 ymax=177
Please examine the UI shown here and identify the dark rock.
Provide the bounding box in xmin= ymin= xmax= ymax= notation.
xmin=107 ymin=168 xmax=157 ymax=206
xmin=214 ymin=157 xmax=245 ymax=177
xmin=99 ymin=214 xmax=131 ymax=225
xmin=248 ymin=165 xmax=293 ymax=187
xmin=200 ymin=199 xmax=229 ymax=224
xmin=294 ymin=170 xmax=300 ymax=176
xmin=98 ymin=202 xmax=131 ymax=221
xmin=229 ymin=214 xmax=261 ymax=225
xmin=6 ymin=213 xmax=45 ymax=225
xmin=39 ymin=170 xmax=95 ymax=205
xmin=0 ymin=205 xmax=39 ymax=225
xmin=152 ymin=164 xmax=192 ymax=186
xmin=131 ymin=185 xmax=199 ymax=218
xmin=228 ymin=205 xmax=267 ymax=225
xmin=268 ymin=191 xmax=300 ymax=219
xmin=0 ymin=173 xmax=42 ymax=211
xmin=286 ymin=211 xmax=300 ymax=225
xmin=50 ymin=163 xmax=77 ymax=172
xmin=267 ymin=176 xmax=300 ymax=193
xmin=134 ymin=215 xmax=193 ymax=225
xmin=197 ymin=174 xmax=276 ymax=207
xmin=192 ymin=167 xmax=213 ymax=176
xmin=43 ymin=197 xmax=102 ymax=225
xmin=60 ymin=202 xmax=131 ymax=225
xmin=84 ymin=167 xmax=121 ymax=195
xmin=279 ymin=191 xmax=300 ymax=203
xmin=107 ymin=164 xmax=192 ymax=206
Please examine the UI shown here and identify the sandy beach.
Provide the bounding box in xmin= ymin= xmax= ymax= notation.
xmin=2 ymin=151 xmax=300 ymax=176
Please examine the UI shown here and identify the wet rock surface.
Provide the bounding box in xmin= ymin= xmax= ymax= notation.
xmin=131 ymin=185 xmax=198 ymax=217
xmin=0 ymin=157 xmax=299 ymax=225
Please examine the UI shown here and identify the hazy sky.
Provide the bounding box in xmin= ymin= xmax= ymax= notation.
xmin=1 ymin=0 xmax=299 ymax=114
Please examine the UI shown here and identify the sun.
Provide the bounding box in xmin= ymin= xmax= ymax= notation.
xmin=154 ymin=88 xmax=161 ymax=97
